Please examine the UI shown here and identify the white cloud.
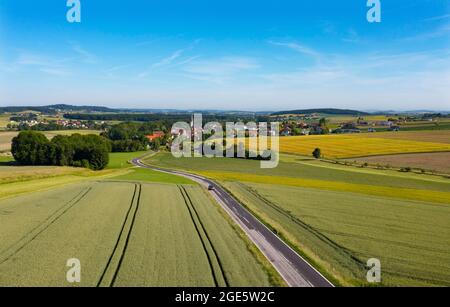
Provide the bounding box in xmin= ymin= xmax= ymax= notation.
xmin=152 ymin=49 xmax=184 ymax=68
xmin=39 ymin=68 xmax=71 ymax=76
xmin=71 ymin=43 xmax=98 ymax=64
xmin=423 ymin=14 xmax=450 ymax=21
xmin=268 ymin=41 xmax=321 ymax=59
xmin=182 ymin=56 xmax=260 ymax=84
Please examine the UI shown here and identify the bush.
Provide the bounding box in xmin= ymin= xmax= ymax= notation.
xmin=312 ymin=148 xmax=321 ymax=159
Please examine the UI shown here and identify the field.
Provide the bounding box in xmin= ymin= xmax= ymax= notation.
xmin=0 ymin=151 xmax=146 ymax=200
xmin=0 ymin=130 xmax=102 ymax=152
xmin=107 ymin=151 xmax=149 ymax=169
xmin=144 ymin=152 xmax=450 ymax=286
xmin=0 ymin=132 xmax=17 ymax=152
xmin=349 ymin=152 xmax=450 ymax=174
xmin=0 ymin=115 xmax=10 ymax=130
xmin=224 ymin=182 xmax=450 ymax=286
xmin=361 ymin=130 xmax=450 ymax=144
xmin=0 ymin=180 xmax=275 ymax=286
xmin=278 ymin=133 xmax=450 ymax=159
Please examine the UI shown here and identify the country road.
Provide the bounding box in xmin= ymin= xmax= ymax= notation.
xmin=131 ymin=157 xmax=334 ymax=288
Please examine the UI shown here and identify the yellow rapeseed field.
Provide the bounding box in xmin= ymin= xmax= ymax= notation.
xmin=278 ymin=134 xmax=450 ymax=158
xmin=198 ymin=171 xmax=450 ymax=204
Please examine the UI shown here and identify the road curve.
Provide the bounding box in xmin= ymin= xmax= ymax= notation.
xmin=131 ymin=157 xmax=334 ymax=288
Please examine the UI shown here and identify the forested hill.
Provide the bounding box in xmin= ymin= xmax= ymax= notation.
xmin=271 ymin=108 xmax=370 ymax=116
xmin=0 ymin=104 xmax=118 ymax=114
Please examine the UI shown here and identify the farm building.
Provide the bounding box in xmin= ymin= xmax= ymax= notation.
xmin=146 ymin=131 xmax=165 ymax=141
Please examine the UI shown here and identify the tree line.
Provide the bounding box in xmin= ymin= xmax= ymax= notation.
xmin=11 ymin=131 xmax=110 ymax=170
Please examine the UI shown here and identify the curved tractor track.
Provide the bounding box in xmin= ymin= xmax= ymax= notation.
xmin=132 ymin=156 xmax=334 ymax=288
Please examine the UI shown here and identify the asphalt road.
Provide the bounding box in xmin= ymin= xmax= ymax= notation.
xmin=131 ymin=157 xmax=334 ymax=288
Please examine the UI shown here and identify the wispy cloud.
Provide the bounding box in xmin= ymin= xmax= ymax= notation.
xmin=342 ymin=29 xmax=361 ymax=43
xmin=267 ymin=41 xmax=321 ymax=59
xmin=71 ymin=43 xmax=98 ymax=64
xmin=423 ymin=14 xmax=450 ymax=22
xmin=182 ymin=56 xmax=259 ymax=84
xmin=13 ymin=52 xmax=72 ymax=77
xmin=152 ymin=49 xmax=184 ymax=68
xmin=39 ymin=67 xmax=71 ymax=76
xmin=401 ymin=24 xmax=450 ymax=41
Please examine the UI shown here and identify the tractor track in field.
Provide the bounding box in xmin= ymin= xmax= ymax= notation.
xmin=179 ymin=185 xmax=229 ymax=287
xmin=97 ymin=183 xmax=142 ymax=287
xmin=0 ymin=186 xmax=92 ymax=265
xmin=132 ymin=157 xmax=334 ymax=287
xmin=240 ymin=183 xmax=366 ymax=269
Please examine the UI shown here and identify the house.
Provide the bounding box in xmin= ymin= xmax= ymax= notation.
xmin=375 ymin=121 xmax=393 ymax=127
xmin=280 ymin=127 xmax=291 ymax=136
xmin=341 ymin=122 xmax=358 ymax=130
xmin=389 ymin=126 xmax=400 ymax=132
xmin=309 ymin=123 xmax=325 ymax=135
xmin=146 ymin=131 xmax=165 ymax=141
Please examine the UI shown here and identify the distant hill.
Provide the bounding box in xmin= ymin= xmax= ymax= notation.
xmin=271 ymin=108 xmax=370 ymax=116
xmin=0 ymin=104 xmax=118 ymax=114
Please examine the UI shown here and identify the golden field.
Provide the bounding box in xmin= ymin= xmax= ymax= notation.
xmin=198 ymin=170 xmax=450 ymax=205
xmin=278 ymin=133 xmax=450 ymax=158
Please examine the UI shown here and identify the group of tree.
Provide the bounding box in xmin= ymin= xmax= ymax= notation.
xmin=11 ymin=131 xmax=110 ymax=170
xmin=102 ymin=122 xmax=169 ymax=152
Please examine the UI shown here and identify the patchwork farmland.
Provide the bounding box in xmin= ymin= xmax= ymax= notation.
xmin=144 ymin=152 xmax=450 ymax=286
xmin=0 ymin=180 xmax=275 ymax=286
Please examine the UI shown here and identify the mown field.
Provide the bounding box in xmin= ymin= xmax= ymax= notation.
xmin=0 ymin=180 xmax=275 ymax=286
xmin=361 ymin=130 xmax=450 ymax=144
xmin=144 ymin=152 xmax=450 ymax=286
xmin=349 ymin=152 xmax=450 ymax=174
xmin=0 ymin=115 xmax=10 ymax=130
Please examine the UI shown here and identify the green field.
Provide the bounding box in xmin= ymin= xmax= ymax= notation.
xmin=0 ymin=179 xmax=276 ymax=286
xmin=225 ymin=182 xmax=450 ymax=286
xmin=107 ymin=151 xmax=149 ymax=169
xmin=0 ymin=151 xmax=152 ymax=200
xmin=144 ymin=152 xmax=450 ymax=286
xmin=112 ymin=184 xmax=274 ymax=286
xmin=112 ymin=168 xmax=194 ymax=184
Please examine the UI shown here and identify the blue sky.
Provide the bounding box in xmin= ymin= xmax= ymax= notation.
xmin=0 ymin=0 xmax=449 ymax=111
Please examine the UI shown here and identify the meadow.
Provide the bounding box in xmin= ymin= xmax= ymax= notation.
xmin=144 ymin=152 xmax=450 ymax=286
xmin=0 ymin=180 xmax=276 ymax=286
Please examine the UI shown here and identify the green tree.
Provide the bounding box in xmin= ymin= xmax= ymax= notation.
xmin=312 ymin=148 xmax=321 ymax=159
xmin=151 ymin=138 xmax=161 ymax=151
